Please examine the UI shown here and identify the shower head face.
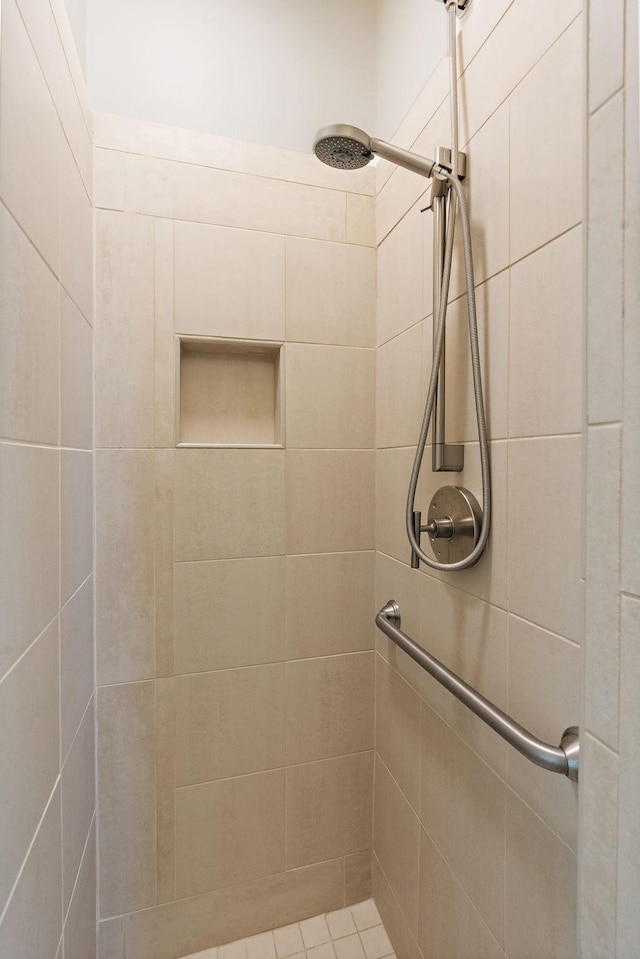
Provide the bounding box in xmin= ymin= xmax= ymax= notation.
xmin=314 ymin=124 xmax=373 ymax=170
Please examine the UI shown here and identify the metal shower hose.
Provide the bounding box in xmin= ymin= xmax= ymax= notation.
xmin=406 ymin=2 xmax=491 ymax=571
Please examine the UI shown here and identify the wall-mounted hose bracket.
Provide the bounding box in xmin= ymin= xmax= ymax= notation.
xmin=437 ymin=0 xmax=470 ymax=10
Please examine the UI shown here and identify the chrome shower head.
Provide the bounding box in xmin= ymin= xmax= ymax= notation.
xmin=314 ymin=123 xmax=439 ymax=180
xmin=313 ymin=124 xmax=373 ymax=170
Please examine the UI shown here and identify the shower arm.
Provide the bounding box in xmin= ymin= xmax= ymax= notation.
xmin=376 ymin=601 xmax=580 ymax=782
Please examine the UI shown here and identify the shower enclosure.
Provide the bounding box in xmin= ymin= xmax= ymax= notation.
xmin=1 ymin=0 xmax=639 ymax=957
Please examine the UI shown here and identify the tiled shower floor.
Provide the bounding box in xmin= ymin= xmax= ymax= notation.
xmin=180 ymin=900 xmax=395 ymax=959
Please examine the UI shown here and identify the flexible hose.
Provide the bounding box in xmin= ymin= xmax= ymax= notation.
xmin=405 ymin=2 xmax=491 ymax=571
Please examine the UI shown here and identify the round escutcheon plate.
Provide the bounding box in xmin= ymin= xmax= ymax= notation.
xmin=427 ymin=486 xmax=482 ymax=565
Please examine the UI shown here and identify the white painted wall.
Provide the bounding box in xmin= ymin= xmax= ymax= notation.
xmin=85 ymin=0 xmax=376 ymax=153
xmin=82 ymin=0 xmax=447 ymax=153
xmin=375 ymin=0 xmax=447 ymax=139
xmin=63 ymin=0 xmax=87 ymax=71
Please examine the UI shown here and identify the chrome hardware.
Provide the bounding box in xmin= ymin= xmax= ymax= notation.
xmin=411 ymin=486 xmax=481 ymax=567
xmin=438 ymin=0 xmax=470 ymax=10
xmin=431 ymin=147 xmax=466 ymax=473
xmin=376 ymin=601 xmax=580 ymax=782
xmin=560 ymin=727 xmax=580 ymax=784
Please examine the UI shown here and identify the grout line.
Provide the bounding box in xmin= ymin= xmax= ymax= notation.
xmin=93 ymin=145 xmax=376 ymax=199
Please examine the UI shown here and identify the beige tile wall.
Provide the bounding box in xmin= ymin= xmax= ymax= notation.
xmin=373 ymin=2 xmax=584 ymax=958
xmin=0 ymin=0 xmax=95 ymax=954
xmin=93 ymin=114 xmax=377 ymax=957
xmin=580 ymin=1 xmax=640 ymax=955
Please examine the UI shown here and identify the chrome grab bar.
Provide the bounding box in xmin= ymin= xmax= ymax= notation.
xmin=376 ymin=601 xmax=580 ymax=782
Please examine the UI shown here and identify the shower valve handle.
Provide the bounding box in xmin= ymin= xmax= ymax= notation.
xmin=411 ymin=488 xmax=482 ymax=568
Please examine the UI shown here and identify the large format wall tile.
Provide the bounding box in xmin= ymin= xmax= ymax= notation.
xmin=286 ymin=551 xmax=374 ymax=659
xmin=580 ymin=734 xmax=619 ymax=958
xmin=125 ymin=153 xmax=348 ymax=241
xmin=174 ymin=770 xmax=286 ymax=898
xmin=95 ymin=210 xmax=155 ymax=448
xmin=0 ymin=621 xmax=59 ymax=910
xmin=505 ymin=791 xmax=577 ymax=959
xmin=286 ymin=653 xmax=374 ymax=764
xmin=60 ymin=575 xmax=94 ymax=759
xmin=448 ymin=102 xmax=510 ymax=303
xmin=617 ymin=597 xmax=640 ymax=956
xmin=371 ymin=854 xmax=422 ymax=959
xmin=377 ymin=200 xmax=423 ymax=346
xmin=507 ymin=436 xmax=582 ymax=642
xmin=0 ymin=443 xmax=59 ymax=676
xmin=0 ymin=787 xmax=62 ymax=958
xmin=285 ymin=344 xmax=375 ymax=449
xmin=375 ymin=655 xmax=421 ymax=812
xmin=174 ymin=222 xmax=285 ymax=341
xmin=175 ymin=665 xmax=286 ymax=784
xmin=61 ymin=698 xmax=95 ymax=913
xmin=60 ymin=290 xmax=93 ymax=450
xmin=510 ymin=20 xmax=583 ymax=261
xmin=376 ymin=322 xmax=424 ymax=450
xmin=175 ymin=449 xmax=285 ymax=561
xmin=373 ymin=757 xmax=420 ymax=936
xmin=95 ymin=450 xmax=156 ymax=684
xmin=286 ymin=752 xmax=373 ymax=869
xmin=418 ymin=828 xmax=504 ymax=959
xmin=64 ymin=823 xmax=97 ymax=959
xmin=444 ymin=270 xmax=509 ymax=444
xmin=175 ymin=557 xmax=286 ymax=673
xmin=17 ymin=0 xmax=92 ymax=191
xmin=98 ymin=682 xmax=156 ymax=918
xmin=346 ymin=193 xmax=375 ymax=247
xmin=0 ymin=0 xmax=60 ymax=272
xmin=286 ymin=451 xmax=374 ymax=554
xmin=375 ymin=447 xmax=416 ymax=566
xmin=460 ymin=0 xmax=581 ymax=146
xmin=509 ymin=227 xmax=583 ymax=438
xmin=60 ymin=450 xmax=93 ymax=603
xmin=0 ymin=1 xmax=95 ymax=954
xmin=587 ymin=91 xmax=624 ymax=426
xmin=588 ymin=0 xmax=624 ymax=112
xmin=94 ymin=112 xmax=374 ymax=195
xmin=420 ymin=704 xmax=505 ymax=941
xmin=59 ymin=134 xmax=93 ymax=322
xmin=124 ymin=858 xmax=345 ymax=959
xmin=285 ymin=238 xmax=375 ymax=347
xmin=0 ymin=204 xmax=59 ymax=445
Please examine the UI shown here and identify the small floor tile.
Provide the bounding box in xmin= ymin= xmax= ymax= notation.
xmin=180 ymin=899 xmax=392 ymax=959
xmin=359 ymin=925 xmax=392 ymax=959
xmin=307 ymin=944 xmax=336 ymax=959
xmin=300 ymin=915 xmax=331 ymax=949
xmin=246 ymin=932 xmax=276 ymax=959
xmin=326 ymin=908 xmax=357 ymax=940
xmin=334 ymin=933 xmax=366 ymax=959
xmin=273 ymin=924 xmax=305 ymax=959
xmin=350 ymin=901 xmax=381 ymax=932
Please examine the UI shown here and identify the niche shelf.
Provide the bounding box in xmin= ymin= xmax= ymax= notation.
xmin=176 ymin=336 xmax=285 ymax=448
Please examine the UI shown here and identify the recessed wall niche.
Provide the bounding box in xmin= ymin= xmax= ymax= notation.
xmin=176 ymin=337 xmax=285 ymax=447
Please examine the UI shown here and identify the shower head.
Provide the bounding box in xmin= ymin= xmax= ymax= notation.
xmin=313 ymin=124 xmax=373 ymax=170
xmin=314 ymin=123 xmax=439 ymax=179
